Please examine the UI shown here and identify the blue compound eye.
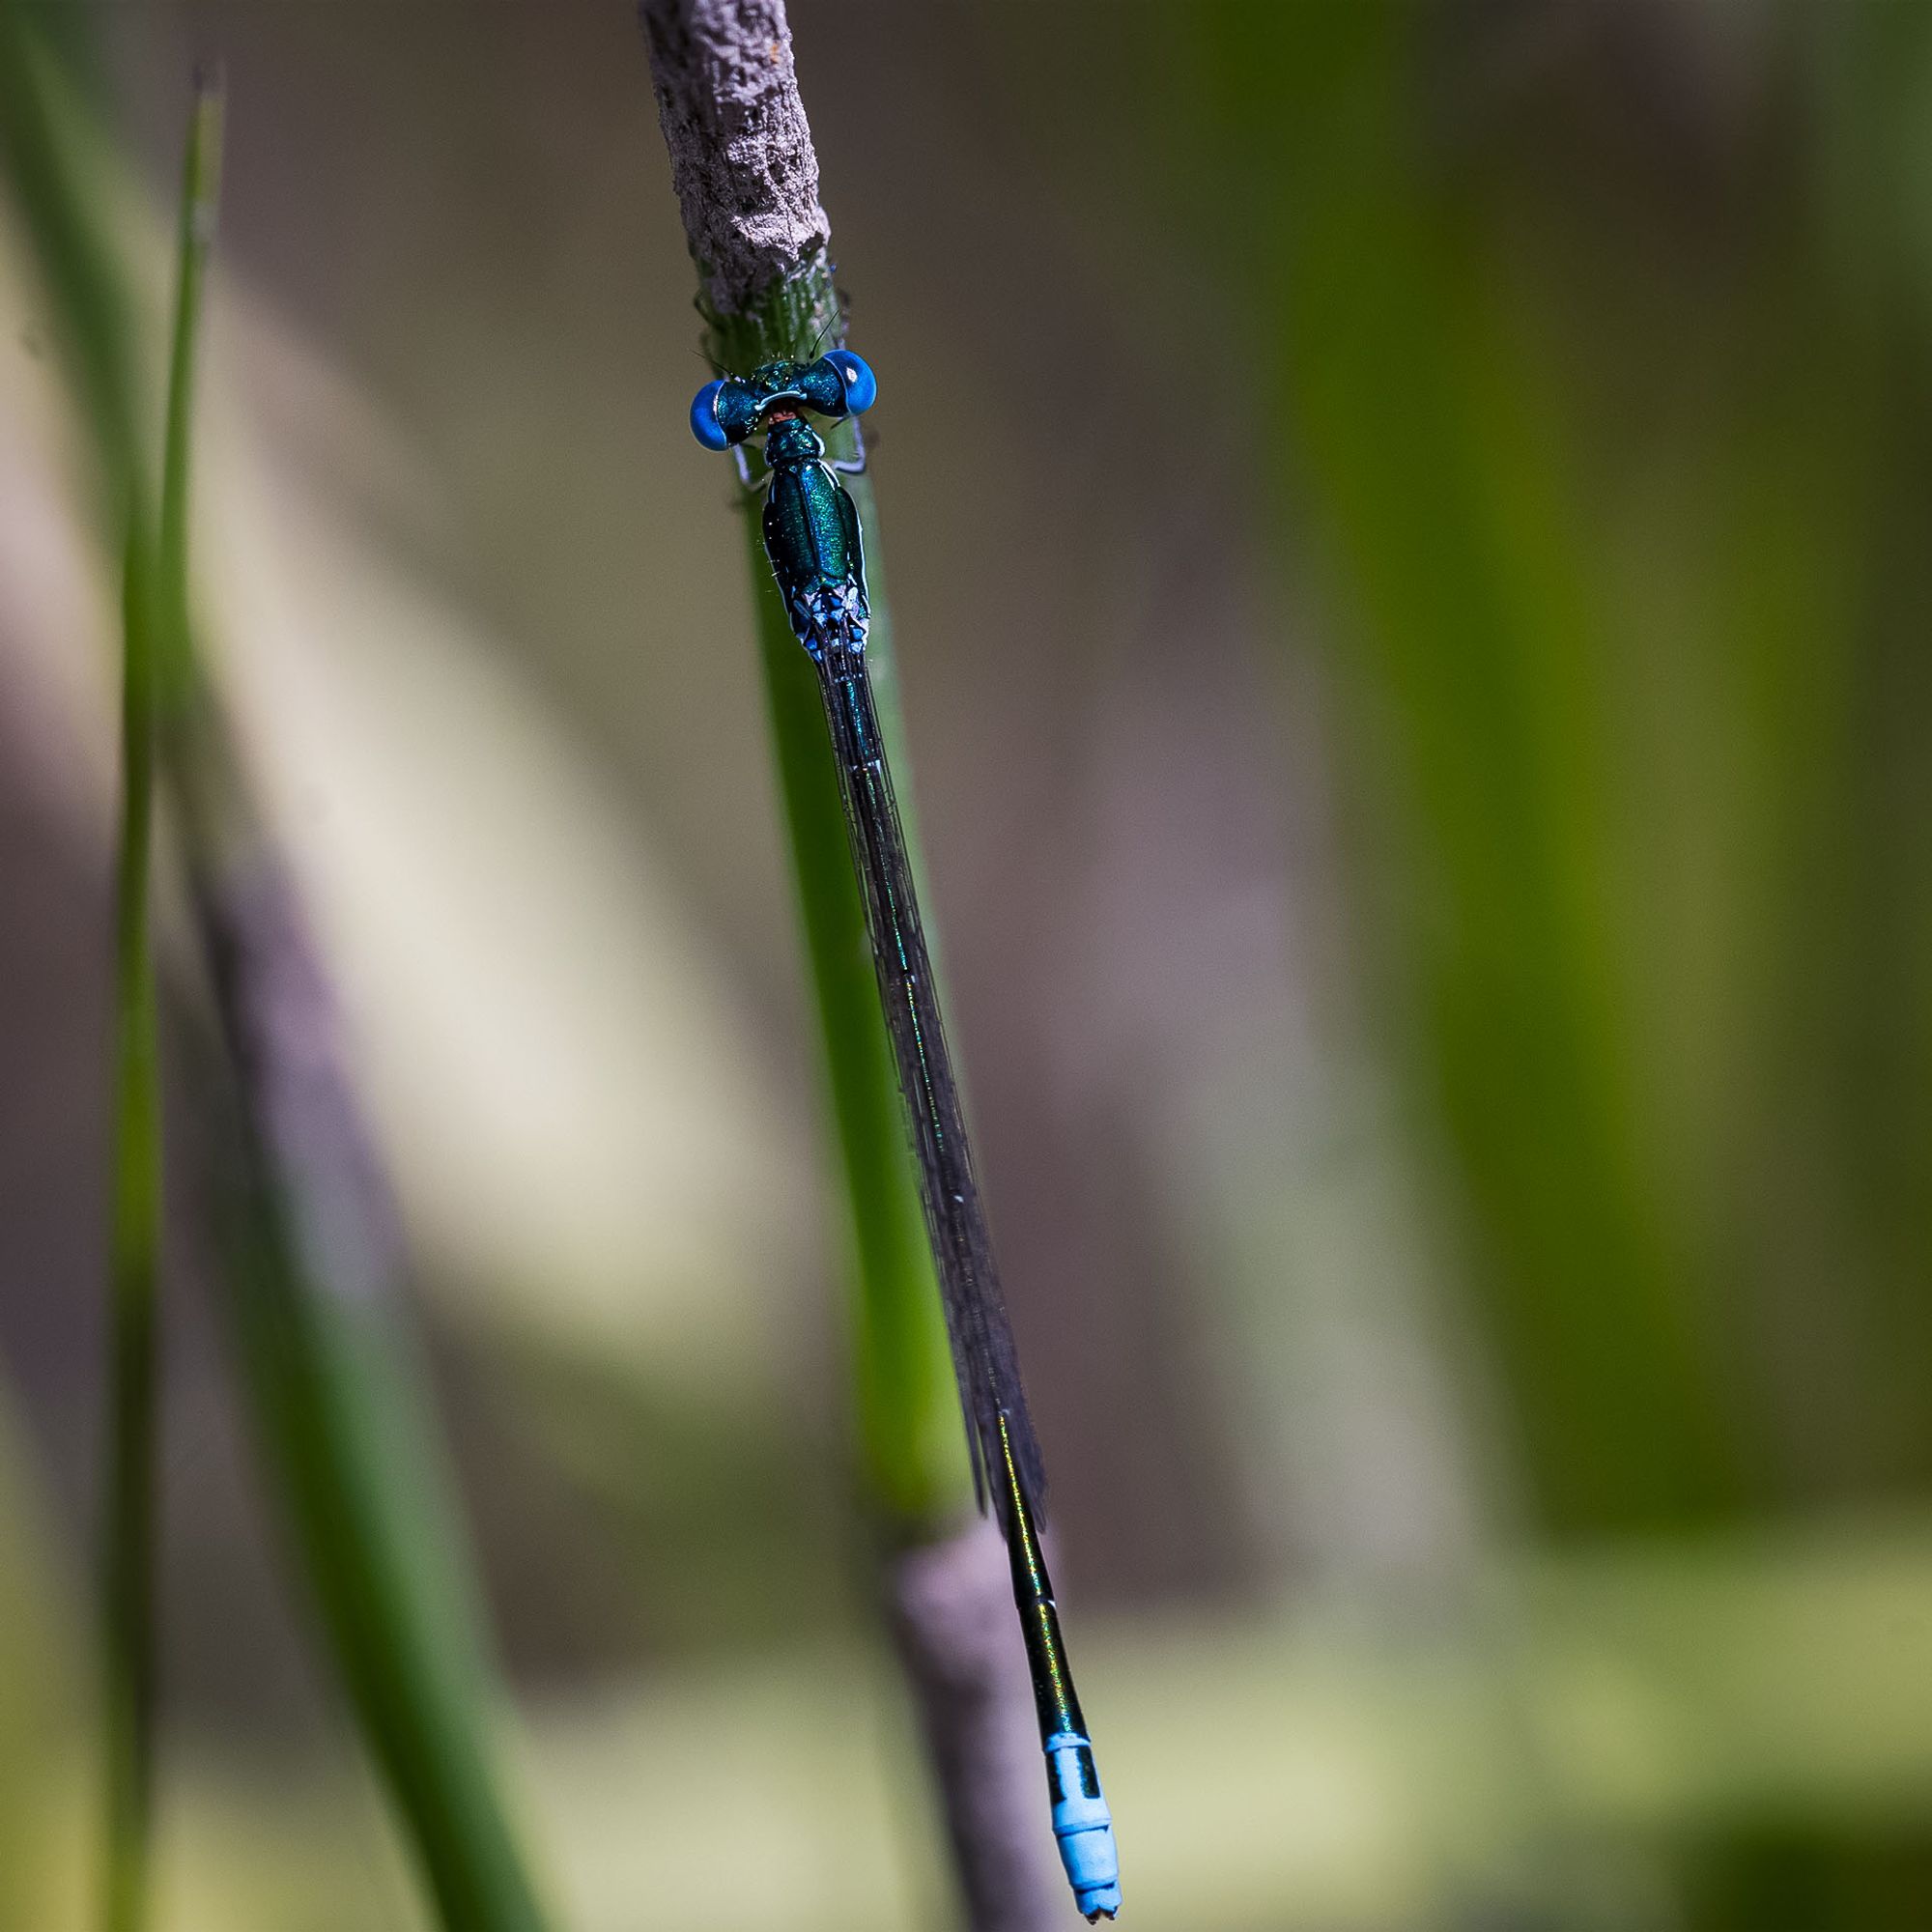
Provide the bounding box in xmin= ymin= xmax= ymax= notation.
xmin=823 ymin=350 xmax=877 ymax=415
xmin=690 ymin=379 xmax=731 ymax=451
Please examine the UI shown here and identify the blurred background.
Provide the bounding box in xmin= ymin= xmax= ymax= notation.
xmin=3 ymin=1 xmax=1931 ymax=1926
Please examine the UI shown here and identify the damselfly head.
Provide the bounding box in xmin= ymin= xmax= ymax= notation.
xmin=689 ymin=351 xmax=876 ymax=451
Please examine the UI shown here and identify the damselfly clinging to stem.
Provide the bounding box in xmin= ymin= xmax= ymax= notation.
xmin=692 ymin=352 xmax=1122 ymax=1922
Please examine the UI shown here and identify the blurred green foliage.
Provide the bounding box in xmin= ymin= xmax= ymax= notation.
xmin=0 ymin=17 xmax=554 ymax=1932
xmin=986 ymin=0 xmax=1932 ymax=1918
xmin=1006 ymin=0 xmax=1932 ymax=1537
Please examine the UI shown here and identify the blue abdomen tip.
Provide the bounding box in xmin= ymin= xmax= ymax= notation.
xmin=1068 ymin=1849 xmax=1122 ymax=1921
xmin=1044 ymin=1732 xmax=1120 ymax=1920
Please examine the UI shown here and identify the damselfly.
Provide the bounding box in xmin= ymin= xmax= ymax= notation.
xmin=692 ymin=353 xmax=1122 ymax=1922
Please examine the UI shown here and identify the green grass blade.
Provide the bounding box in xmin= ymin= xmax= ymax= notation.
xmin=0 ymin=20 xmax=142 ymax=508
xmin=104 ymin=508 xmax=162 ymax=1932
xmin=99 ymin=77 xmax=221 ymax=1932
xmin=711 ymin=277 xmax=971 ymax=1531
xmin=156 ymin=74 xmax=223 ymax=718
xmin=206 ymin=1119 xmax=554 ymax=1932
xmin=0 ymin=24 xmax=166 ymax=1918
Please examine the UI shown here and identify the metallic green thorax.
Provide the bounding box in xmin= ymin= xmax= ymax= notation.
xmin=759 ymin=412 xmax=869 ymax=655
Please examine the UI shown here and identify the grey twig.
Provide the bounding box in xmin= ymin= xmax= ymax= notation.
xmin=171 ymin=748 xmax=555 ymax=1932
xmin=638 ymin=0 xmax=831 ymax=317
xmin=188 ymin=845 xmax=403 ymax=1310
xmin=884 ymin=1520 xmax=1066 ymax=1931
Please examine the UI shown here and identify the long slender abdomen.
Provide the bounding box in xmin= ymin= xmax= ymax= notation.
xmin=808 ymin=619 xmax=1120 ymax=1923
xmin=810 ymin=631 xmax=1044 ymax=1517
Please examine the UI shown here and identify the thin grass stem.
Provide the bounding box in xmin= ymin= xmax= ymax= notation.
xmin=103 ymin=507 xmax=161 ymax=1932
xmin=99 ymin=78 xmax=221 ymax=1932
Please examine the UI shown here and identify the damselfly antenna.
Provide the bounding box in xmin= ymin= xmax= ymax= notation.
xmin=803 ymin=303 xmax=841 ymax=364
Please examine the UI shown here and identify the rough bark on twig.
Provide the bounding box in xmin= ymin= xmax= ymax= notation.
xmin=638 ymin=0 xmax=831 ymax=317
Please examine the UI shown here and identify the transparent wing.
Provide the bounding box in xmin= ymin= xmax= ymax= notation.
xmin=811 ymin=620 xmax=1048 ymax=1523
